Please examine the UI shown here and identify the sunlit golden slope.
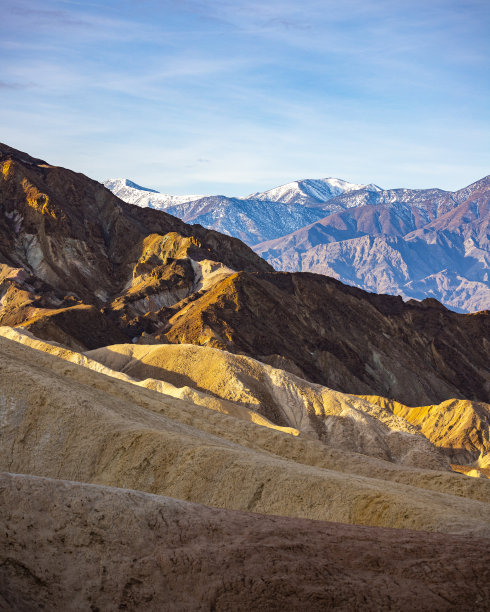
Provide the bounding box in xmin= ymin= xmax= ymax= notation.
xmin=1 ymin=326 xmax=447 ymax=469
xmin=361 ymin=395 xmax=490 ymax=477
xmin=85 ymin=342 xmax=451 ymax=469
xmin=0 ymin=328 xmax=489 ymax=535
xmin=0 ymin=327 xmax=297 ymax=436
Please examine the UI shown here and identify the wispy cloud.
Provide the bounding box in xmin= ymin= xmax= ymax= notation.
xmin=0 ymin=80 xmax=32 ymax=90
xmin=2 ymin=0 xmax=165 ymax=43
xmin=0 ymin=0 xmax=488 ymax=195
xmin=7 ymin=4 xmax=87 ymax=27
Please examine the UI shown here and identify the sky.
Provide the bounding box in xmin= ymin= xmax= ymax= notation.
xmin=0 ymin=0 xmax=489 ymax=196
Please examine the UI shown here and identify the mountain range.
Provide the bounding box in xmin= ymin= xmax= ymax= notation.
xmin=1 ymin=143 xmax=490 ymax=607
xmin=0 ymin=144 xmax=488 ymax=405
xmin=106 ymin=175 xmax=490 ymax=313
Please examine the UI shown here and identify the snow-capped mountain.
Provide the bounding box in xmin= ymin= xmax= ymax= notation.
xmin=104 ymin=178 xmax=160 ymax=195
xmin=248 ymin=177 xmax=382 ymax=207
xmin=254 ymin=176 xmax=490 ymax=313
xmin=104 ymin=178 xmax=204 ymax=209
xmin=104 ymin=178 xmax=328 ymax=244
xmin=105 ymin=174 xmax=490 ymax=313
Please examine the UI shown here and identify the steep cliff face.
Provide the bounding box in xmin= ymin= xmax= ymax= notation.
xmin=1 ymin=143 xmax=489 ymax=405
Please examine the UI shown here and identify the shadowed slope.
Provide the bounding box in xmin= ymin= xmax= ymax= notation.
xmin=2 ymin=472 xmax=489 ymax=612
xmin=161 ymin=271 xmax=490 ymax=406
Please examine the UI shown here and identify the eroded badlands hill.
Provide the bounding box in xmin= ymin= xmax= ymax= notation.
xmin=1 ymin=143 xmax=489 ymax=406
xmin=86 ymin=339 xmax=490 ymax=477
xmin=1 ymin=330 xmax=489 ymax=528
xmin=362 ymin=394 xmax=490 ymax=477
xmin=0 ymin=326 xmax=449 ymax=470
xmin=1 ymin=328 xmax=489 ymax=607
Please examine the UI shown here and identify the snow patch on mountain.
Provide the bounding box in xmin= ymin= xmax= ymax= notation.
xmin=104 ymin=178 xmax=160 ymax=194
xmin=248 ymin=178 xmax=382 ymax=207
xmin=104 ymin=178 xmax=204 ymax=210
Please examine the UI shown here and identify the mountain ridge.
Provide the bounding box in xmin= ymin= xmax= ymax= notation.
xmin=1 ymin=142 xmax=489 ymax=406
xmin=106 ymin=173 xmax=490 ymax=312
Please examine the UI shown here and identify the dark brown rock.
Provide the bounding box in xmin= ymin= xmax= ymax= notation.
xmin=1 ymin=473 xmax=489 ymax=612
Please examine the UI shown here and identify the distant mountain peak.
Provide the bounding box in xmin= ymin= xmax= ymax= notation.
xmin=103 ymin=178 xmax=204 ymax=210
xmin=104 ymin=178 xmax=160 ymax=194
xmin=248 ymin=177 xmax=383 ymax=207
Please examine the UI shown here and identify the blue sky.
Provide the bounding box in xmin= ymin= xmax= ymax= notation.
xmin=1 ymin=0 xmax=489 ymax=195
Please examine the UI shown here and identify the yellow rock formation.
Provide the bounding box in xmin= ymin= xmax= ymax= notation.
xmin=361 ymin=395 xmax=490 ymax=477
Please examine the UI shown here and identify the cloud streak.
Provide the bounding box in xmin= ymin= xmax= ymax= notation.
xmin=0 ymin=0 xmax=488 ymax=195
xmin=0 ymin=80 xmax=32 ymax=90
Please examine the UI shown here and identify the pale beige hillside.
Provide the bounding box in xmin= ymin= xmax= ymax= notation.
xmin=0 ymin=327 xmax=298 ymax=437
xmin=85 ymin=341 xmax=450 ymax=469
xmin=0 ymin=326 xmax=447 ymax=469
xmin=362 ymin=395 xmax=490 ymax=477
xmin=2 ymin=472 xmax=489 ymax=612
xmin=1 ymin=326 xmax=489 ymax=502
xmin=0 ymin=332 xmax=490 ymax=534
xmin=0 ymin=327 xmax=490 ymax=501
